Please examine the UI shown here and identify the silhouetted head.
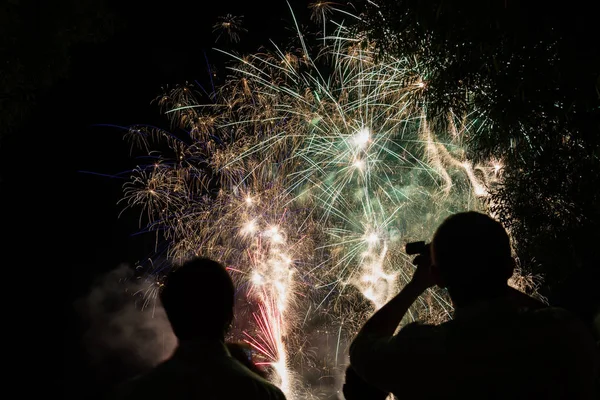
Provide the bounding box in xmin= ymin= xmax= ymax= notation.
xmin=160 ymin=257 xmax=235 ymax=341
xmin=432 ymin=212 xmax=514 ymax=307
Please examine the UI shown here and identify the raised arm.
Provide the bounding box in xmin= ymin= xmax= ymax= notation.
xmin=349 ymin=254 xmax=436 ymax=389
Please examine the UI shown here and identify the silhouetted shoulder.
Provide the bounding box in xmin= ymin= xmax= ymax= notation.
xmin=527 ymin=306 xmax=598 ymax=372
xmin=533 ymin=306 xmax=581 ymax=320
xmin=111 ymin=356 xmax=287 ymax=400
xmin=223 ymin=357 xmax=287 ymax=400
xmin=109 ymin=360 xmax=182 ymax=400
xmin=230 ymin=375 xmax=287 ymax=400
xmin=527 ymin=306 xmax=593 ymax=333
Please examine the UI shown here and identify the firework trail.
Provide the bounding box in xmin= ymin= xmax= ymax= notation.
xmin=121 ymin=9 xmax=506 ymax=399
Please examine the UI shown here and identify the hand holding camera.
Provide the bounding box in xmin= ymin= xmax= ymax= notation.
xmin=405 ymin=241 xmax=437 ymax=290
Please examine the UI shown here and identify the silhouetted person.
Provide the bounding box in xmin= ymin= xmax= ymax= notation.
xmin=342 ymin=365 xmax=388 ymax=400
xmin=113 ymin=258 xmax=286 ymax=400
xmin=350 ymin=212 xmax=598 ymax=399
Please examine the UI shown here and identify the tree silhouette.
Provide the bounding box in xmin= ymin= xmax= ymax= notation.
xmin=358 ymin=0 xmax=600 ymax=293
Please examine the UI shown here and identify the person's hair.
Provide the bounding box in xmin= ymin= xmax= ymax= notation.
xmin=432 ymin=212 xmax=514 ymax=305
xmin=160 ymin=257 xmax=235 ymax=340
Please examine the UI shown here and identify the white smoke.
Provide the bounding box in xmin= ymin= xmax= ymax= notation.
xmin=76 ymin=264 xmax=177 ymax=374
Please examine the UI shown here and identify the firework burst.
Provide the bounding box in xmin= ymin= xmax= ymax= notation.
xmin=123 ymin=11 xmax=507 ymax=399
xmin=213 ymin=14 xmax=247 ymax=43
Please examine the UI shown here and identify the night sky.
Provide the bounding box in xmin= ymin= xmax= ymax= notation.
xmin=36 ymin=4 xmax=308 ymax=274
xmin=58 ymin=0 xmax=311 ymax=289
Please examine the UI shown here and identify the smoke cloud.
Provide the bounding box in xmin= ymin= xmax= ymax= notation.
xmin=76 ymin=264 xmax=177 ymax=378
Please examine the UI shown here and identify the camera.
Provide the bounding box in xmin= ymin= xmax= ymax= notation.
xmin=405 ymin=241 xmax=431 ymax=256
